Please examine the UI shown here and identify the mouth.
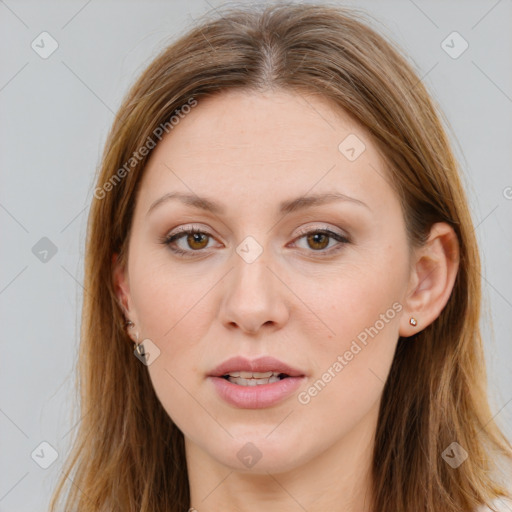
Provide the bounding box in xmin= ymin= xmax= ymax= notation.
xmin=208 ymin=356 xmax=306 ymax=408
xmin=209 ymin=355 xmax=305 ymax=381
xmin=221 ymin=371 xmax=291 ymax=386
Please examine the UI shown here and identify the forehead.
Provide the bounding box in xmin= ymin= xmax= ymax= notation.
xmin=137 ymin=89 xmax=394 ymax=214
xmin=152 ymin=89 xmax=366 ymax=160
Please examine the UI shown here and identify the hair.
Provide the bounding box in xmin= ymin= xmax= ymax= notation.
xmin=49 ymin=2 xmax=512 ymax=511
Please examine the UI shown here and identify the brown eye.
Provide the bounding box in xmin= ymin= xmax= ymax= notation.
xmin=306 ymin=232 xmax=330 ymax=250
xmin=186 ymin=232 xmax=209 ymax=250
xmin=292 ymin=228 xmax=350 ymax=256
xmin=163 ymin=228 xmax=217 ymax=256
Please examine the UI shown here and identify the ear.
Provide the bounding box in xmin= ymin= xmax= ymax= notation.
xmin=399 ymin=222 xmax=460 ymax=337
xmin=112 ymin=253 xmax=133 ymax=319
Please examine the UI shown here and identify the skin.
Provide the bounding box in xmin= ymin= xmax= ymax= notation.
xmin=114 ymin=89 xmax=459 ymax=512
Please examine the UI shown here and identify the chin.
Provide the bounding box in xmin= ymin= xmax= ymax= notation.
xmin=206 ymin=434 xmax=309 ymax=474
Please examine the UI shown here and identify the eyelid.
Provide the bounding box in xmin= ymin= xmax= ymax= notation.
xmin=293 ymin=223 xmax=349 ymax=240
xmin=165 ymin=223 xmax=216 ymax=238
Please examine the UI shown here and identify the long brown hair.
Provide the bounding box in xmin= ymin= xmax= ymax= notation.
xmin=49 ymin=3 xmax=512 ymax=511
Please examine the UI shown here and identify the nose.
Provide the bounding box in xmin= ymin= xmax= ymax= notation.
xmin=218 ymin=249 xmax=290 ymax=335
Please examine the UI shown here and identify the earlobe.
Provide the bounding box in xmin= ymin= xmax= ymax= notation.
xmin=400 ymin=223 xmax=460 ymax=337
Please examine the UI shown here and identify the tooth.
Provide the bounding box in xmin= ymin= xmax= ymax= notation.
xmin=228 ymin=371 xmax=240 ymax=377
xmin=252 ymin=371 xmax=274 ymax=378
xmin=237 ymin=371 xmax=275 ymax=378
xmin=227 ymin=375 xmax=282 ymax=386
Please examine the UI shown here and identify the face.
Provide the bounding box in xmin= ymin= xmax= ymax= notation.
xmin=115 ymin=89 xmax=415 ymax=474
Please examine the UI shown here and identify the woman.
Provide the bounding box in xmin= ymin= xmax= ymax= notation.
xmin=49 ymin=3 xmax=512 ymax=511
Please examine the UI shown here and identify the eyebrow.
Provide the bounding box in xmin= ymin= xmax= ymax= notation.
xmin=146 ymin=191 xmax=369 ymax=217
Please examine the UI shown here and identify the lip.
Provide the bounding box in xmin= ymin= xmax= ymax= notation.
xmin=208 ymin=355 xmax=305 ymax=378
xmin=207 ymin=356 xmax=306 ymax=409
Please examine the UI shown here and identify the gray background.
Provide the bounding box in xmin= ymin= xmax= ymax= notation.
xmin=0 ymin=0 xmax=511 ymax=510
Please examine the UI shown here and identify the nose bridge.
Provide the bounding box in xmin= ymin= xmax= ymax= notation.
xmin=234 ymin=248 xmax=272 ymax=297
xmin=219 ymin=241 xmax=289 ymax=332
xmin=232 ymin=232 xmax=273 ymax=294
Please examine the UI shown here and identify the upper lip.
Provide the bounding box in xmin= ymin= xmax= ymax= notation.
xmin=208 ymin=356 xmax=305 ymax=378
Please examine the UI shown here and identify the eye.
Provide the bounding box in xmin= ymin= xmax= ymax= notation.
xmin=161 ymin=225 xmax=220 ymax=257
xmin=160 ymin=225 xmax=350 ymax=258
xmin=291 ymin=228 xmax=349 ymax=255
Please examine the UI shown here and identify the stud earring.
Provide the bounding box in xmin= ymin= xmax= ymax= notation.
xmin=125 ymin=320 xmax=135 ymax=330
xmin=409 ymin=317 xmax=417 ymax=327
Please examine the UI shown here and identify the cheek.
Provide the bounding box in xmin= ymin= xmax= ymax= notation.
xmin=128 ymin=259 xmax=223 ymax=392
xmin=308 ymin=258 xmax=402 ymax=337
xmin=129 ymin=264 xmax=216 ymax=429
xmin=292 ymin=277 xmax=401 ymax=440
xmin=130 ymin=258 xmax=217 ymax=343
xmin=303 ymin=261 xmax=404 ymax=391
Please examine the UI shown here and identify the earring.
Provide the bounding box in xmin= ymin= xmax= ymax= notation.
xmin=409 ymin=317 xmax=417 ymax=327
xmin=133 ymin=331 xmax=146 ymax=358
xmin=124 ymin=320 xmax=145 ymax=356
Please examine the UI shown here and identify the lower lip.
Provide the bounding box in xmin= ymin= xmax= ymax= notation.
xmin=208 ymin=376 xmax=305 ymax=409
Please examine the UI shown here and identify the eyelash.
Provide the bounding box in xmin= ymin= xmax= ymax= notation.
xmin=160 ymin=224 xmax=350 ymax=258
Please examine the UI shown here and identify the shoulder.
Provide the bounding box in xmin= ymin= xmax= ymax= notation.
xmin=475 ymin=497 xmax=512 ymax=512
